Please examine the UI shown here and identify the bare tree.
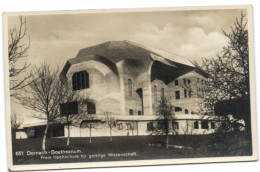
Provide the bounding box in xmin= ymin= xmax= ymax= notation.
xmin=58 ymin=90 xmax=90 ymax=146
xmin=80 ymin=114 xmax=99 ymax=144
xmin=129 ymin=121 xmax=137 ymax=137
xmin=8 ymin=16 xmax=32 ymax=96
xmin=105 ymin=113 xmax=117 ymax=142
xmin=11 ymin=112 xmax=24 ymax=130
xmin=14 ymin=62 xmax=78 ymax=150
xmin=151 ymin=97 xmax=175 ymax=149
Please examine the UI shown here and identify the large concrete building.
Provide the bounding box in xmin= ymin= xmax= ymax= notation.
xmin=20 ymin=41 xmax=218 ymax=139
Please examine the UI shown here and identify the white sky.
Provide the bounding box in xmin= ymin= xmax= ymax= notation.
xmin=8 ymin=8 xmax=246 ymax=122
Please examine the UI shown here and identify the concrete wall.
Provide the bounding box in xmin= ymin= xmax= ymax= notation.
xmin=63 ymin=119 xmax=217 ymax=137
xmin=62 ymin=57 xmax=213 ymax=138
xmin=16 ymin=131 xmax=28 ymax=139
xmin=121 ymin=59 xmax=153 ymax=116
xmin=167 ymin=71 xmax=208 ymax=115
xmin=151 ymin=79 xmax=169 ymax=114
xmin=66 ymin=60 xmax=122 ymax=115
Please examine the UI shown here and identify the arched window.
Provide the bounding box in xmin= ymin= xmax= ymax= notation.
xmin=72 ymin=71 xmax=89 ymax=91
xmin=128 ymin=79 xmax=132 ymax=96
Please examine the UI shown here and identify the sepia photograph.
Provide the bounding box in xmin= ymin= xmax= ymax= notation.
xmin=3 ymin=4 xmax=257 ymax=171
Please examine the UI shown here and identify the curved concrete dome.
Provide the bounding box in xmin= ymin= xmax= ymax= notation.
xmin=60 ymin=54 xmax=119 ymax=78
xmin=60 ymin=40 xmax=208 ymax=78
xmin=76 ymin=40 xmax=194 ymax=67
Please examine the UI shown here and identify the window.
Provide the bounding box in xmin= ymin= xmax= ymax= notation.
xmin=211 ymin=122 xmax=215 ymax=129
xmin=201 ymin=120 xmax=209 ymax=129
xmin=175 ymin=107 xmax=182 ymax=112
xmin=87 ymin=102 xmax=96 ymax=114
xmin=161 ymin=88 xmax=164 ymax=99
xmin=52 ymin=124 xmax=65 ymax=137
xmin=60 ymin=102 xmax=78 ymax=115
xmin=72 ymin=71 xmax=89 ymax=91
xmin=138 ymin=110 xmax=142 ymax=115
xmin=197 ymin=78 xmax=199 ymax=83
xmin=189 ymin=90 xmax=192 ymax=98
xmin=194 ymin=121 xmax=199 ymax=129
xmin=188 ymin=79 xmax=191 ymax=84
xmin=175 ymin=91 xmax=180 ymax=99
xmin=154 ymin=85 xmax=157 ymax=102
xmin=26 ymin=128 xmax=35 ymax=138
xmin=157 ymin=121 xmax=166 ymax=130
xmin=147 ymin=122 xmax=154 ymax=131
xmin=172 ymin=121 xmax=179 ymax=129
xmin=175 ymin=80 xmax=178 ymax=86
xmin=129 ymin=109 xmax=133 ymax=115
xmin=185 ymin=109 xmax=189 ymax=114
xmin=184 ymin=90 xmax=187 ymax=98
xmin=126 ymin=123 xmax=131 ymax=130
xmin=118 ymin=123 xmax=123 ymax=130
xmin=183 ymin=79 xmax=186 ymax=84
xmin=128 ymin=79 xmax=132 ymax=96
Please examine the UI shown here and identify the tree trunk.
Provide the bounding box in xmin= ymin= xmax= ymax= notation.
xmin=110 ymin=128 xmax=112 ymax=142
xmin=89 ymin=127 xmax=92 ymax=144
xmin=67 ymin=124 xmax=70 ymax=146
xmin=165 ymin=121 xmax=169 ymax=149
xmin=136 ymin=121 xmax=138 ymax=136
xmin=166 ymin=133 xmax=169 ymax=149
xmin=42 ymin=123 xmax=49 ymax=151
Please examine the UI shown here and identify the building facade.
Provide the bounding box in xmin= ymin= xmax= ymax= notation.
xmin=21 ymin=41 xmax=219 ymax=138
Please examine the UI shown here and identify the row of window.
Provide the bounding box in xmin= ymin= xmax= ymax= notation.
xmin=72 ymin=72 xmax=204 ymax=102
xmin=72 ymin=73 xmax=134 ymax=97
xmin=175 ymin=90 xmax=192 ymax=99
xmin=194 ymin=121 xmax=215 ymax=129
xmin=147 ymin=121 xmax=178 ymax=131
xmin=60 ymin=101 xmax=96 ymax=115
xmin=175 ymin=79 xmax=191 ymax=86
xmin=117 ymin=123 xmax=136 ymax=130
xmin=154 ymin=87 xmax=192 ymax=100
xmin=175 ymin=107 xmax=189 ymax=114
xmin=79 ymin=120 xmax=215 ymax=131
xmin=175 ymin=78 xmax=207 ymax=86
xmin=71 ymin=72 xmax=207 ymax=96
xmin=147 ymin=121 xmax=215 ymax=131
xmin=129 ymin=109 xmax=142 ymax=115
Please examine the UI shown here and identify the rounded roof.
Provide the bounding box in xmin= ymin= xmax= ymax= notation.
xmin=60 ymin=40 xmax=208 ymax=78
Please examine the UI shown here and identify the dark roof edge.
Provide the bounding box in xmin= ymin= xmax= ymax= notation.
xmin=194 ymin=65 xmax=209 ymax=78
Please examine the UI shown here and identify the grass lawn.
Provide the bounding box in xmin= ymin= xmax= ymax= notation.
xmin=12 ymin=133 xmax=252 ymax=165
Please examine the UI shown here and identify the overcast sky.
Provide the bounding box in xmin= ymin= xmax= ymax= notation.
xmin=8 ymin=8 xmax=246 ymax=122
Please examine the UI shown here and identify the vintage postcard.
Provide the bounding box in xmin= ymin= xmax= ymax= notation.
xmin=3 ymin=5 xmax=257 ymax=171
